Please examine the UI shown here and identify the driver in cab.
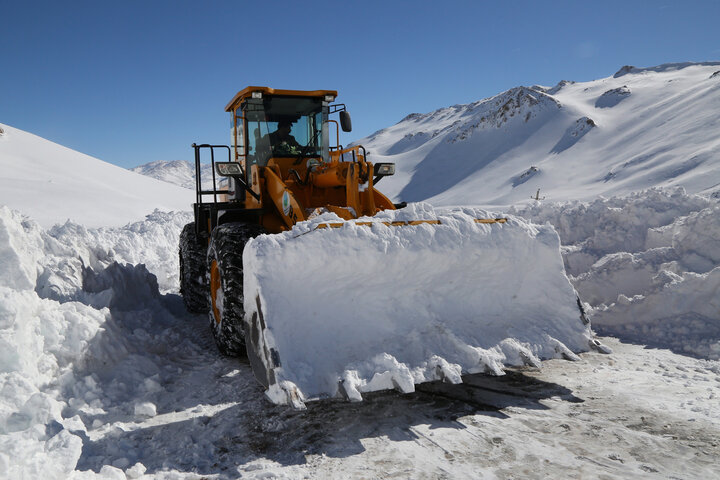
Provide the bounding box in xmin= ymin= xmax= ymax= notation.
xmin=267 ymin=119 xmax=300 ymax=155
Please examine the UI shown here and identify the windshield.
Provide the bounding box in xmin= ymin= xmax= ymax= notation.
xmin=244 ymin=96 xmax=327 ymax=165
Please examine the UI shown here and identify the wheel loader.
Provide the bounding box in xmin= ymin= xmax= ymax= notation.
xmin=179 ymin=86 xmax=599 ymax=409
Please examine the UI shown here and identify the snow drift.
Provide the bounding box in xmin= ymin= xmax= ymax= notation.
xmin=243 ymin=203 xmax=594 ymax=407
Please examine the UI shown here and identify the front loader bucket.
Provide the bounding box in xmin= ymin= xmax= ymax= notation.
xmin=242 ymin=203 xmax=593 ymax=408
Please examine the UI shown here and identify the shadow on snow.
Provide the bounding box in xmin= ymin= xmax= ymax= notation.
xmin=75 ymin=363 xmax=582 ymax=477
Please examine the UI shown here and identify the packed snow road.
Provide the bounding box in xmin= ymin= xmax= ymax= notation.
xmin=1 ymin=188 xmax=719 ymax=479
xmin=52 ymin=320 xmax=720 ymax=479
xmin=58 ymin=299 xmax=720 ymax=480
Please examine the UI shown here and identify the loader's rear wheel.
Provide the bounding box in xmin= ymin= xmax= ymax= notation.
xmin=207 ymin=222 xmax=266 ymax=356
xmin=179 ymin=222 xmax=208 ymax=313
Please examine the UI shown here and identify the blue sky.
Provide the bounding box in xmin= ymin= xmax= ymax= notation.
xmin=2 ymin=0 xmax=719 ymax=168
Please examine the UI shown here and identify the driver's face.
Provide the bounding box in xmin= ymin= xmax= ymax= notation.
xmin=278 ymin=124 xmax=291 ymax=137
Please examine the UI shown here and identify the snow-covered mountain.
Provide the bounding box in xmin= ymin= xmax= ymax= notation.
xmin=0 ymin=123 xmax=192 ymax=227
xmin=356 ymin=62 xmax=720 ymax=205
xmin=131 ymin=63 xmax=720 ymax=208
xmin=130 ymin=160 xmax=213 ymax=190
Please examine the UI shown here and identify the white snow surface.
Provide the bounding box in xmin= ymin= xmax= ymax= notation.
xmin=1 ymin=189 xmax=719 ymax=479
xmin=1 ymin=62 xmax=720 ymax=478
xmin=244 ymin=203 xmax=591 ymax=405
xmin=0 ymin=123 xmax=192 ymax=227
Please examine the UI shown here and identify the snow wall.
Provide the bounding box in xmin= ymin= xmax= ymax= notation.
xmin=513 ymin=188 xmax=720 ymax=360
xmin=1 ymin=187 xmax=718 ymax=476
xmin=0 ymin=206 xmax=191 ymax=478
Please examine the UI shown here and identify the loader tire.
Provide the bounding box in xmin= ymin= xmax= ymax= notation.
xmin=179 ymin=222 xmax=209 ymax=313
xmin=207 ymin=222 xmax=266 ymax=356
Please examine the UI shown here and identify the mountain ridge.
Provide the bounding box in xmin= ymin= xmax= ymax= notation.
xmin=357 ymin=61 xmax=720 ymax=205
xmin=130 ymin=160 xmax=213 ymax=190
xmin=130 ymin=62 xmax=720 ymax=206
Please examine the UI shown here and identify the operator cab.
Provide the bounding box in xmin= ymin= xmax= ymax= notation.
xmin=246 ymin=96 xmax=327 ymax=166
xmin=225 ymin=87 xmax=345 ymax=169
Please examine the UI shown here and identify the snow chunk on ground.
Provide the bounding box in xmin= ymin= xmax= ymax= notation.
xmin=125 ymin=462 xmax=147 ymax=479
xmin=134 ymin=401 xmax=157 ymax=417
xmin=0 ymin=206 xmax=45 ymax=289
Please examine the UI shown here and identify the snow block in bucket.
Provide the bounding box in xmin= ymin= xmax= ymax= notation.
xmin=242 ymin=204 xmax=592 ymax=408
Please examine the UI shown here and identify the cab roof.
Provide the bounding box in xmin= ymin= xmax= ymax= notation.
xmin=225 ymin=86 xmax=339 ymax=112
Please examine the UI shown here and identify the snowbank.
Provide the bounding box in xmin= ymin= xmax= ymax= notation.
xmin=513 ymin=188 xmax=720 ymax=359
xmin=244 ymin=203 xmax=593 ymax=405
xmin=512 ymin=188 xmax=713 ymax=273
xmin=0 ymin=206 xmax=191 ymax=478
xmin=1 ymin=185 xmax=718 ymax=477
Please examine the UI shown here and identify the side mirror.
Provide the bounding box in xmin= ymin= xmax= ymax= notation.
xmin=339 ymin=110 xmax=352 ymax=132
